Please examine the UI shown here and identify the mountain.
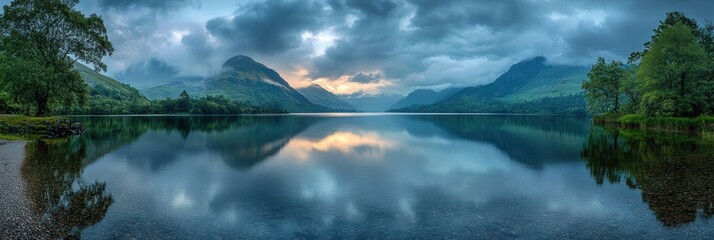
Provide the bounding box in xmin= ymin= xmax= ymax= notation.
xmin=203 ymin=56 xmax=326 ymax=112
xmin=450 ymin=57 xmax=588 ymax=102
xmin=390 ymin=88 xmax=462 ymax=110
xmin=297 ymin=84 xmax=357 ymax=111
xmin=393 ymin=57 xmax=589 ymax=114
xmin=74 ymin=63 xmax=146 ymax=102
xmin=140 ymin=55 xmax=327 ymax=112
xmin=142 ymin=78 xmax=203 ymax=100
xmin=74 ymin=62 xmax=147 ymax=101
xmin=341 ymin=94 xmax=403 ymax=112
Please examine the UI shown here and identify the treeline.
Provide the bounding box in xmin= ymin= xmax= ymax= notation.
xmin=391 ymin=94 xmax=587 ymax=115
xmin=583 ymin=12 xmax=714 ymax=118
xmin=56 ymin=91 xmax=286 ymax=115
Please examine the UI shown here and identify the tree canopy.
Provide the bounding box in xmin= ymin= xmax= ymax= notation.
xmin=638 ymin=22 xmax=710 ymax=117
xmin=0 ymin=0 xmax=113 ymax=116
xmin=582 ymin=57 xmax=626 ymax=114
xmin=585 ymin=12 xmax=714 ymax=118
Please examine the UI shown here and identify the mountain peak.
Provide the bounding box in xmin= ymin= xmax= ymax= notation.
xmin=222 ymin=55 xmax=264 ymax=70
xmin=513 ymin=56 xmax=546 ymax=68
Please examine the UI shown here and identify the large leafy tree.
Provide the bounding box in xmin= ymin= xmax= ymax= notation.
xmin=0 ymin=0 xmax=113 ymax=116
xmin=637 ymin=22 xmax=710 ymax=117
xmin=582 ymin=57 xmax=626 ymax=115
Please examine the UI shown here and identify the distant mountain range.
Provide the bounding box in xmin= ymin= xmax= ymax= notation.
xmin=77 ymin=55 xmax=589 ymax=114
xmin=391 ymin=57 xmax=589 ymax=114
xmin=297 ymin=85 xmax=356 ymax=111
xmin=390 ymin=88 xmax=462 ymax=110
xmin=341 ymin=94 xmax=403 ymax=112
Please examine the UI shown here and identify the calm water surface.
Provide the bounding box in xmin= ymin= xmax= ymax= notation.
xmin=19 ymin=114 xmax=714 ymax=239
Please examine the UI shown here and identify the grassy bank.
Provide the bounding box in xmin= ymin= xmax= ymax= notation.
xmin=0 ymin=115 xmax=85 ymax=139
xmin=594 ymin=114 xmax=714 ymax=134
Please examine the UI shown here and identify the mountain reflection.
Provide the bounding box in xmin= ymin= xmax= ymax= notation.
xmin=411 ymin=115 xmax=589 ymax=168
xmin=73 ymin=116 xmax=322 ymax=171
xmin=581 ymin=128 xmax=714 ymax=227
xmin=21 ymin=140 xmax=113 ymax=239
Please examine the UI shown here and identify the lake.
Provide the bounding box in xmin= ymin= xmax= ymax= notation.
xmin=18 ymin=114 xmax=714 ymax=239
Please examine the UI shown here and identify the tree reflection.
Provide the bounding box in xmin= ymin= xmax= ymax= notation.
xmin=581 ymin=128 xmax=714 ymax=226
xmin=21 ymin=140 xmax=113 ymax=239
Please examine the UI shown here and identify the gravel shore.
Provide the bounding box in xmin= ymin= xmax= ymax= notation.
xmin=0 ymin=140 xmax=47 ymax=239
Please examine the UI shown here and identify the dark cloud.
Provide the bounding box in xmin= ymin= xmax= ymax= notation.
xmin=205 ymin=0 xmax=326 ymax=54
xmin=115 ymin=59 xmax=181 ymax=88
xmin=59 ymin=0 xmax=714 ymax=93
xmin=97 ymin=0 xmax=194 ymax=11
xmin=350 ymin=73 xmax=383 ymax=83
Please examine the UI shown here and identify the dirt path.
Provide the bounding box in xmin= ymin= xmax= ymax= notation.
xmin=0 ymin=140 xmax=47 ymax=239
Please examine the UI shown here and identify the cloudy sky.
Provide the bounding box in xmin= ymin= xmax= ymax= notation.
xmin=2 ymin=0 xmax=712 ymax=95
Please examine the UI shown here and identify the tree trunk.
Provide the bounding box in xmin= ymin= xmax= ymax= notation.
xmin=614 ymin=95 xmax=620 ymax=115
xmin=680 ymin=72 xmax=686 ymax=98
xmin=35 ymin=96 xmax=49 ymax=117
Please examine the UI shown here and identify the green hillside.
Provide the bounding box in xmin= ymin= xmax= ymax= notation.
xmin=74 ymin=63 xmax=146 ymax=101
xmin=449 ymin=57 xmax=588 ymax=102
xmin=203 ymin=55 xmax=327 ymax=112
xmin=64 ymin=63 xmax=149 ymax=114
xmin=393 ymin=57 xmax=589 ymax=114
xmin=297 ymin=84 xmax=356 ymax=111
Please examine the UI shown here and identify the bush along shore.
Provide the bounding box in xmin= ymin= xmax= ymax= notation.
xmin=594 ymin=114 xmax=714 ymax=134
xmin=0 ymin=116 xmax=85 ymax=139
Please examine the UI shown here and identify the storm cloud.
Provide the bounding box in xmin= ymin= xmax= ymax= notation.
xmin=24 ymin=0 xmax=712 ymax=94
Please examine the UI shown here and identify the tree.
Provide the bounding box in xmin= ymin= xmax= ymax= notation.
xmin=620 ymin=67 xmax=641 ymax=114
xmin=0 ymin=0 xmax=113 ymax=116
xmin=582 ymin=57 xmax=626 ymax=115
xmin=176 ymin=90 xmax=191 ymax=113
xmin=637 ymin=22 xmax=710 ymax=117
xmin=629 ymin=12 xmax=703 ymax=63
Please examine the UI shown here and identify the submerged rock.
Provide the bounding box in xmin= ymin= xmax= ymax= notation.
xmin=45 ymin=119 xmax=85 ymax=138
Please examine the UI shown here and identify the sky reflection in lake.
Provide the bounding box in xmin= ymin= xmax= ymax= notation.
xmin=29 ymin=115 xmax=714 ymax=239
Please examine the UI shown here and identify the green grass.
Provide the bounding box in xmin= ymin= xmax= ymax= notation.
xmin=594 ymin=114 xmax=714 ymax=134
xmin=0 ymin=115 xmax=69 ymax=139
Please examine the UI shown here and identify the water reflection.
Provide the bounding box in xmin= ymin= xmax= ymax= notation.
xmin=411 ymin=115 xmax=590 ymax=168
xmin=581 ymin=128 xmax=714 ymax=226
xmin=16 ymin=115 xmax=714 ymax=238
xmin=21 ymin=140 xmax=113 ymax=239
xmin=73 ymin=116 xmax=322 ymax=170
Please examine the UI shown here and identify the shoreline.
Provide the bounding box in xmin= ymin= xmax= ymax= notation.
xmin=593 ymin=114 xmax=714 ymax=134
xmin=0 ymin=140 xmax=46 ymax=239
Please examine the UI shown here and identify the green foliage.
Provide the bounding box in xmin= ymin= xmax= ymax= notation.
xmin=586 ymin=12 xmax=714 ymax=119
xmin=0 ymin=0 xmax=113 ymax=116
xmin=582 ymin=57 xmax=626 ymax=115
xmin=637 ymin=23 xmax=710 ymax=117
xmin=594 ymin=114 xmax=714 ymax=134
xmin=620 ymin=67 xmax=641 ymax=114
